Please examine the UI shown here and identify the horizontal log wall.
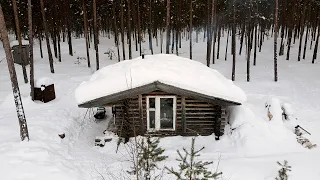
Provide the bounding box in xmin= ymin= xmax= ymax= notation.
xmin=113 ymin=91 xmax=225 ymax=137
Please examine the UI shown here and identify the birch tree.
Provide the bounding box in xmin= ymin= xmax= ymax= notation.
xmin=0 ymin=5 xmax=30 ymax=141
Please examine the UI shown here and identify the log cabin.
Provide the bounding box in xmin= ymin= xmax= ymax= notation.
xmin=76 ymin=54 xmax=246 ymax=139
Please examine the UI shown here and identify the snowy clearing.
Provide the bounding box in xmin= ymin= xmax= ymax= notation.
xmin=1 ymin=34 xmax=320 ymax=180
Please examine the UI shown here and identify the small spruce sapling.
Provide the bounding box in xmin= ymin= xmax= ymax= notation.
xmin=128 ymin=136 xmax=168 ymax=180
xmin=166 ymin=137 xmax=222 ymax=180
xmin=275 ymin=160 xmax=292 ymax=180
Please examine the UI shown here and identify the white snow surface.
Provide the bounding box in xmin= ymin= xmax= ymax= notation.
xmin=10 ymin=40 xmax=29 ymax=47
xmin=1 ymin=33 xmax=320 ymax=180
xmin=75 ymin=54 xmax=247 ymax=105
xmin=35 ymin=77 xmax=54 ymax=87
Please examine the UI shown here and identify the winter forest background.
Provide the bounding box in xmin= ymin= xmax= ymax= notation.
xmin=1 ymin=0 xmax=320 ymax=179
xmin=1 ymin=0 xmax=319 ymax=81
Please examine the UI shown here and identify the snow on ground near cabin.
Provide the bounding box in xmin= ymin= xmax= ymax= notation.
xmin=75 ymin=54 xmax=246 ymax=105
xmin=1 ymin=33 xmax=320 ymax=180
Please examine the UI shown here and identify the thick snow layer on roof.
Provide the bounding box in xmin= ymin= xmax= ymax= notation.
xmin=75 ymin=54 xmax=247 ymax=105
xmin=10 ymin=40 xmax=29 ymax=47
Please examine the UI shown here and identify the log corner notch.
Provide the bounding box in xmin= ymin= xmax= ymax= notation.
xmin=215 ymin=106 xmax=227 ymax=140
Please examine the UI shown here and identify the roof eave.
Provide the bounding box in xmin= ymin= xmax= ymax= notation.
xmin=78 ymin=81 xmax=241 ymax=108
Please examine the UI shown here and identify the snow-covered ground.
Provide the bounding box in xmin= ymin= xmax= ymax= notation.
xmin=0 ymin=33 xmax=320 ymax=180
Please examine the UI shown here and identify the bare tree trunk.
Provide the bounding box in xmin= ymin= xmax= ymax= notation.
xmin=148 ymin=0 xmax=153 ymax=55
xmin=217 ymin=25 xmax=221 ymax=59
xmin=303 ymin=27 xmax=309 ymax=60
xmin=189 ymin=0 xmax=193 ymax=59
xmin=39 ymin=33 xmax=43 ymax=58
xmin=166 ymin=0 xmax=171 ymax=54
xmin=137 ymin=0 xmax=142 ymax=55
xmin=120 ymin=0 xmax=126 ymax=60
xmin=239 ymin=22 xmax=245 ymax=55
xmin=206 ymin=0 xmax=212 ymax=67
xmin=0 ymin=5 xmax=29 ymax=141
xmin=286 ymin=28 xmax=293 ymax=60
xmin=253 ymin=25 xmax=257 ymax=65
xmin=225 ymin=29 xmax=230 ymax=61
xmin=112 ymin=1 xmax=120 ymax=62
xmin=232 ymin=1 xmax=236 ymax=81
xmin=27 ymin=0 xmax=34 ymax=100
xmin=82 ymin=0 xmax=91 ymax=67
xmin=160 ymin=29 xmax=163 ymax=53
xmin=274 ymin=0 xmax=278 ymax=81
xmin=93 ymin=0 xmax=99 ymax=70
xmin=211 ymin=0 xmax=216 ymax=64
xmin=312 ymin=25 xmax=320 ymax=64
xmin=66 ymin=0 xmax=73 ymax=56
xmin=127 ymin=0 xmax=132 ymax=59
xmin=40 ymin=0 xmax=55 ymax=73
xmin=11 ymin=0 xmax=28 ymax=83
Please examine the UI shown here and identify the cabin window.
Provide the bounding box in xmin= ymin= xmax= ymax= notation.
xmin=147 ymin=96 xmax=176 ymax=131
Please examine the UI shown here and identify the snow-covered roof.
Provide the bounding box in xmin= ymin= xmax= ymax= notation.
xmin=10 ymin=40 xmax=29 ymax=47
xmin=75 ymin=54 xmax=246 ymax=106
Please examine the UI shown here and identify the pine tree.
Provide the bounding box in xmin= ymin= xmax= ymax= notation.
xmin=275 ymin=160 xmax=292 ymax=180
xmin=128 ymin=136 xmax=168 ymax=180
xmin=166 ymin=137 xmax=222 ymax=180
xmin=40 ymin=0 xmax=55 ymax=73
xmin=28 ymin=0 xmax=34 ymax=100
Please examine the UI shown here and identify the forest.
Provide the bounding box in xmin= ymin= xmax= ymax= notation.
xmin=1 ymin=0 xmax=320 ymax=101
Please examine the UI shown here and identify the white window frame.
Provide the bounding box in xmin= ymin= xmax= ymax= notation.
xmin=147 ymin=96 xmax=176 ymax=131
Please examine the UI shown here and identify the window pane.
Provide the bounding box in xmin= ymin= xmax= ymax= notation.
xmin=149 ymin=98 xmax=155 ymax=108
xmin=149 ymin=111 xmax=155 ymax=129
xmin=160 ymin=98 xmax=174 ymax=129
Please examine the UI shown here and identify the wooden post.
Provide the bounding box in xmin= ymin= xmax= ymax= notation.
xmin=181 ymin=96 xmax=186 ymax=133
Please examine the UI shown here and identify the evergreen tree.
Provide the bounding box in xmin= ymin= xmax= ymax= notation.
xmin=275 ymin=160 xmax=292 ymax=180
xmin=128 ymin=136 xmax=168 ymax=180
xmin=166 ymin=137 xmax=222 ymax=180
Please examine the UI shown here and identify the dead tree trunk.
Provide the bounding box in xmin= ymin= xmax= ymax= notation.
xmin=82 ymin=0 xmax=91 ymax=67
xmin=11 ymin=0 xmax=28 ymax=83
xmin=0 ymin=5 xmax=29 ymax=141
xmin=27 ymin=0 xmax=34 ymax=100
xmin=40 ymin=0 xmax=55 ymax=73
xmin=93 ymin=0 xmax=99 ymax=70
